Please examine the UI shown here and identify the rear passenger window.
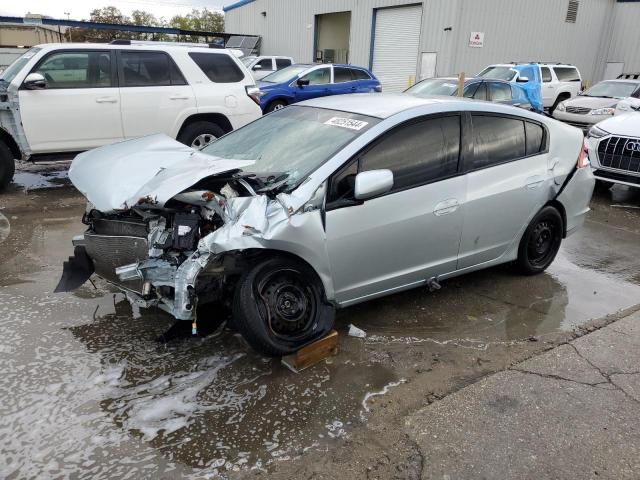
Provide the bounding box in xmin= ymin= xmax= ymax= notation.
xmin=350 ymin=68 xmax=371 ymax=80
xmin=525 ymin=122 xmax=545 ymax=155
xmin=121 ymin=51 xmax=177 ymax=87
xmin=541 ymin=67 xmax=552 ymax=83
xmin=359 ymin=115 xmax=460 ymax=192
xmin=334 ymin=67 xmax=352 ymax=83
xmin=188 ymin=52 xmax=244 ymax=83
xmin=276 ymin=58 xmax=292 ymax=69
xmin=553 ymin=67 xmax=580 ymax=82
xmin=471 ymin=115 xmax=526 ymax=169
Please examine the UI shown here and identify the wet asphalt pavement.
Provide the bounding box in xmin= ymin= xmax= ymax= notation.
xmin=1 ymin=171 xmax=640 ymax=479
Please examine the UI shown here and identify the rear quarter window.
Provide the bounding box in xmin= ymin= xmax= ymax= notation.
xmin=350 ymin=68 xmax=371 ymax=80
xmin=188 ymin=52 xmax=245 ymax=83
xmin=525 ymin=122 xmax=546 ymax=155
xmin=553 ymin=67 xmax=580 ymax=82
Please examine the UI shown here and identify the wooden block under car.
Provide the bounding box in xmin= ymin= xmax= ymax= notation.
xmin=281 ymin=330 xmax=338 ymax=373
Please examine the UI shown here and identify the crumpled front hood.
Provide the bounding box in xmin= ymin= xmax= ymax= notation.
xmin=69 ymin=134 xmax=255 ymax=213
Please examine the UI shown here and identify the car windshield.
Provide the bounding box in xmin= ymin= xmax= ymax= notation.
xmin=581 ymin=81 xmax=638 ymax=99
xmin=261 ymin=65 xmax=310 ymax=83
xmin=201 ymin=106 xmax=380 ymax=190
xmin=477 ymin=66 xmax=517 ymax=81
xmin=241 ymin=56 xmax=256 ymax=67
xmin=405 ymin=78 xmax=459 ymax=96
xmin=0 ymin=47 xmax=41 ymax=84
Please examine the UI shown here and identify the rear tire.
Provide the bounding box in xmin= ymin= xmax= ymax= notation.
xmin=177 ymin=121 xmax=225 ymax=149
xmin=265 ymin=100 xmax=287 ymax=113
xmin=232 ymin=256 xmax=335 ymax=356
xmin=516 ymin=206 xmax=563 ymax=275
xmin=0 ymin=140 xmax=15 ymax=192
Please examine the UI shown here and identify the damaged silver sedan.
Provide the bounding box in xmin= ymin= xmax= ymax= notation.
xmin=57 ymin=94 xmax=595 ymax=356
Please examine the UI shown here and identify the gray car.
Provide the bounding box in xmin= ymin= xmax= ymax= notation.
xmin=553 ymin=79 xmax=640 ymax=132
xmin=57 ymin=94 xmax=594 ymax=356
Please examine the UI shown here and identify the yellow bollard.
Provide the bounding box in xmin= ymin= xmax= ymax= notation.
xmin=457 ymin=72 xmax=466 ymax=97
xmin=407 ymin=75 xmax=414 ymax=88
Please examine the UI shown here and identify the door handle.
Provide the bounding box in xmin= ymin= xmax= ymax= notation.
xmin=95 ymin=97 xmax=117 ymax=103
xmin=170 ymin=95 xmax=190 ymax=100
xmin=434 ymin=199 xmax=460 ymax=216
xmin=526 ymin=175 xmax=544 ymax=189
xmin=351 ymin=86 xmax=357 ymax=91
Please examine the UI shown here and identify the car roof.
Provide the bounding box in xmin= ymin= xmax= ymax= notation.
xmin=299 ymin=93 xmax=479 ymax=118
xmin=34 ymin=42 xmax=237 ymax=55
xmin=598 ymin=79 xmax=640 ymax=84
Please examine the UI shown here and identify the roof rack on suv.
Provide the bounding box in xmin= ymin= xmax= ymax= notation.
xmin=109 ymin=39 xmax=221 ymax=49
xmin=507 ymin=61 xmax=574 ymax=66
xmin=617 ymin=73 xmax=640 ymax=80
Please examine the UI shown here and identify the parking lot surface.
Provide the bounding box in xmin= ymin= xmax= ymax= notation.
xmin=1 ymin=170 xmax=640 ymax=478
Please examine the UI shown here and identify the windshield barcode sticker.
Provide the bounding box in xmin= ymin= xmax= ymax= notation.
xmin=324 ymin=117 xmax=368 ymax=130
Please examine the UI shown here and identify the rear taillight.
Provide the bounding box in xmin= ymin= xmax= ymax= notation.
xmin=245 ymin=85 xmax=264 ymax=106
xmin=577 ymin=137 xmax=590 ymax=168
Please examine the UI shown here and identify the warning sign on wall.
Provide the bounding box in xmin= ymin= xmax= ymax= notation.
xmin=469 ymin=32 xmax=484 ymax=48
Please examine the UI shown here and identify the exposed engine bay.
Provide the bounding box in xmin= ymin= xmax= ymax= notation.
xmin=56 ymin=135 xmax=332 ymax=324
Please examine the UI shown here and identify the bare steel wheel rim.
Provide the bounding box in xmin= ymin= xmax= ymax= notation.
xmin=191 ymin=133 xmax=216 ymax=149
xmin=527 ymin=219 xmax=559 ymax=267
xmin=255 ymin=268 xmax=317 ymax=341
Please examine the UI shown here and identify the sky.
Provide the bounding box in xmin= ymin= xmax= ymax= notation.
xmin=0 ymin=0 xmax=226 ymax=21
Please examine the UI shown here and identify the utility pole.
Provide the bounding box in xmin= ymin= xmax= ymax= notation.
xmin=64 ymin=12 xmax=73 ymax=42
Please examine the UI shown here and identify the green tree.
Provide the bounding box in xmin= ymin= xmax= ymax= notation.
xmin=170 ymin=8 xmax=224 ymax=42
xmin=72 ymin=6 xmax=130 ymax=42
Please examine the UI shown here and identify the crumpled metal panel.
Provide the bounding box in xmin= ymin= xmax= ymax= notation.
xmin=0 ymin=80 xmax=29 ymax=158
xmin=69 ymin=134 xmax=256 ymax=212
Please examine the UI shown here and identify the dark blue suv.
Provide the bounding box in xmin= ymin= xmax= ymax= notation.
xmin=256 ymin=63 xmax=381 ymax=113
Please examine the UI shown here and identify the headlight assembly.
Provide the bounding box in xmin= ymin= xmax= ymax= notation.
xmin=587 ymin=125 xmax=609 ymax=139
xmin=589 ymin=107 xmax=615 ymax=116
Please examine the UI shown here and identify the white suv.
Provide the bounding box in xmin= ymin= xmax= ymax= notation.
xmin=478 ymin=63 xmax=582 ymax=112
xmin=241 ymin=55 xmax=294 ymax=80
xmin=0 ymin=41 xmax=262 ymax=190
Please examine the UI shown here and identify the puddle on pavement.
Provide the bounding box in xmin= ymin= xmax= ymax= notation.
xmin=1 ymin=188 xmax=640 ymax=477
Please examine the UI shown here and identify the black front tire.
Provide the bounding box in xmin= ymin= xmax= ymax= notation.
xmin=0 ymin=141 xmax=15 ymax=192
xmin=177 ymin=121 xmax=225 ymax=149
xmin=232 ymin=256 xmax=335 ymax=356
xmin=516 ymin=206 xmax=563 ymax=275
xmin=265 ymin=100 xmax=287 ymax=113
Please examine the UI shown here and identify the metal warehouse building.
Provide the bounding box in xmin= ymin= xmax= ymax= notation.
xmin=224 ymin=0 xmax=640 ymax=92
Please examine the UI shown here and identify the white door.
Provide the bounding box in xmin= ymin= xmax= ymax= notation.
xmin=19 ymin=50 xmax=124 ymax=153
xmin=118 ymin=50 xmax=196 ymax=139
xmin=419 ymin=52 xmax=437 ymax=80
xmin=371 ymin=5 xmax=422 ymax=92
xmin=603 ymin=62 xmax=624 ymax=80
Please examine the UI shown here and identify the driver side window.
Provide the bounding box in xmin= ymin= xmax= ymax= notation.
xmin=300 ymin=67 xmax=331 ymax=85
xmin=33 ymin=51 xmax=112 ymax=89
xmin=327 ymin=115 xmax=461 ymax=208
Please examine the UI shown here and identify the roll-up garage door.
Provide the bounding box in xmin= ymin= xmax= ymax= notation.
xmin=371 ymin=4 xmax=423 ymax=93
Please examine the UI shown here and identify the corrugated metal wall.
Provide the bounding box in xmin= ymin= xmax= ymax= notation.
xmin=607 ymin=2 xmax=640 ymax=75
xmin=225 ymin=0 xmax=635 ymax=83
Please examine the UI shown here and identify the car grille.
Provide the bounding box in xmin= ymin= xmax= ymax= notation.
xmin=597 ymin=136 xmax=640 ymax=174
xmin=85 ymin=218 xmax=149 ymax=293
xmin=565 ymin=106 xmax=591 ymax=115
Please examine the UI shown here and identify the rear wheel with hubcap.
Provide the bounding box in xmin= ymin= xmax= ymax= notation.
xmin=516 ymin=206 xmax=563 ymax=275
xmin=233 ymin=257 xmax=335 ymax=356
xmin=177 ymin=121 xmax=225 ymax=150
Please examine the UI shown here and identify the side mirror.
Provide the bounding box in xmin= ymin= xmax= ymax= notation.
xmin=23 ymin=72 xmax=47 ymax=90
xmin=354 ymin=170 xmax=394 ymax=200
xmin=253 ymin=64 xmax=262 ymax=70
xmin=296 ymin=78 xmax=310 ymax=87
xmin=516 ymin=76 xmax=529 ymax=83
